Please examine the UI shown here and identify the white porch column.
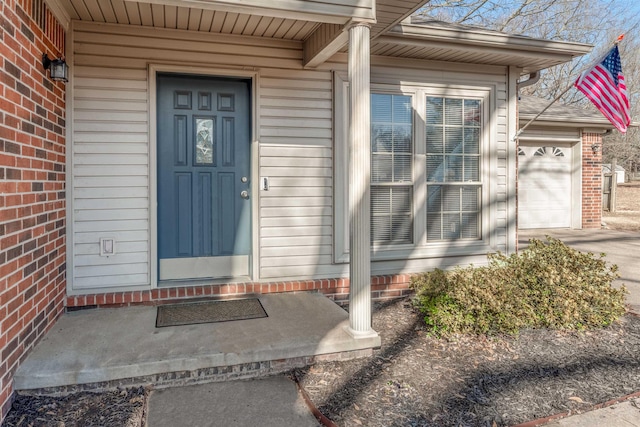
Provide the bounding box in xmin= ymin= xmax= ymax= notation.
xmin=347 ymin=22 xmax=377 ymax=339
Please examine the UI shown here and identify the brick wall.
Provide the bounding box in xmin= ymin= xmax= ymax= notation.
xmin=581 ymin=132 xmax=603 ymax=229
xmin=66 ymin=274 xmax=414 ymax=309
xmin=0 ymin=0 xmax=66 ymax=420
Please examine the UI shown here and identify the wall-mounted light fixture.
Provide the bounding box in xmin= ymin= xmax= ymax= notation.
xmin=42 ymin=53 xmax=68 ymax=82
xmin=591 ymin=143 xmax=601 ymax=153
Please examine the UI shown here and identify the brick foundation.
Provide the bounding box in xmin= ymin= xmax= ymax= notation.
xmin=0 ymin=0 xmax=67 ymax=420
xmin=581 ymin=132 xmax=603 ymax=229
xmin=66 ymin=274 xmax=414 ymax=309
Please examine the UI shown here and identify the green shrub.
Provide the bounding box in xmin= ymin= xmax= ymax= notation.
xmin=411 ymin=237 xmax=626 ymax=336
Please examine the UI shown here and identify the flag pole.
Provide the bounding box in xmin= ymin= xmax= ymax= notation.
xmin=512 ymin=85 xmax=573 ymax=141
xmin=512 ymin=34 xmax=625 ymax=142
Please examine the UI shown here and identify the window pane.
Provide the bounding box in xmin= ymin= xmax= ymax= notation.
xmin=392 ymin=187 xmax=412 ymax=214
xmin=464 ymin=128 xmax=480 ymax=154
xmin=372 ymin=216 xmax=391 ymax=242
xmin=461 ymin=212 xmax=480 ymax=239
xmin=461 ymin=186 xmax=480 ymax=210
xmin=393 ymin=125 xmax=412 ymax=153
xmin=372 ymin=124 xmax=392 ymax=152
xmin=392 ymin=216 xmax=412 ymax=242
xmin=426 ymin=155 xmax=444 ymax=182
xmin=427 ymin=185 xmax=442 ymax=212
xmin=426 ymin=97 xmax=443 ymax=125
xmin=371 ymin=186 xmax=390 ymax=214
xmin=443 ymin=186 xmax=460 ymax=211
xmin=426 ymin=126 xmax=443 ymax=154
xmin=427 ymin=213 xmax=442 ymax=240
xmin=426 ymin=186 xmax=442 ymax=240
xmin=464 ymin=157 xmax=479 ymax=181
xmin=371 ymin=186 xmax=412 ymax=244
xmin=394 ymin=155 xmax=413 ymax=182
xmin=195 ymin=118 xmax=214 ymax=165
xmin=371 ymin=93 xmax=413 ymax=185
xmin=371 ymin=94 xmax=392 ymax=122
xmin=393 ymin=96 xmax=412 ymax=124
xmin=445 ymin=127 xmax=463 ymax=153
xmin=445 ymin=98 xmax=462 ymax=126
xmin=443 ymin=213 xmax=460 ymax=239
xmin=372 ymin=154 xmax=393 ymax=182
xmin=464 ymin=99 xmax=481 ymax=126
xmin=445 ymin=156 xmax=463 ymax=181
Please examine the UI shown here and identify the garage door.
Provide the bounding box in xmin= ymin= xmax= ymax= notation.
xmin=518 ymin=143 xmax=573 ymax=229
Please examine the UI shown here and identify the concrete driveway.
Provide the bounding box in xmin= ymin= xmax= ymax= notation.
xmin=519 ymin=229 xmax=640 ymax=314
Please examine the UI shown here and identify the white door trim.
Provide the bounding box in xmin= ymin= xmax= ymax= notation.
xmin=148 ymin=64 xmax=260 ymax=288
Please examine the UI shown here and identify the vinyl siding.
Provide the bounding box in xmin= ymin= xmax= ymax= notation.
xmin=72 ymin=54 xmax=149 ymax=290
xmin=70 ymin=20 xmax=515 ymax=292
xmin=70 ymin=21 xmax=338 ymax=290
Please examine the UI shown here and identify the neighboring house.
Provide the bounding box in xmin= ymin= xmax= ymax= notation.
xmin=1 ymin=0 xmax=595 ymax=419
xmin=602 ymin=163 xmax=626 ymax=184
xmin=517 ymin=95 xmax=614 ymax=230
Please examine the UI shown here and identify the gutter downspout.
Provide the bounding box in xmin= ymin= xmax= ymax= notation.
xmin=516 ymin=71 xmax=540 ymax=91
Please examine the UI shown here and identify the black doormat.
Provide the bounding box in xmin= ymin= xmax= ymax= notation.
xmin=155 ymin=298 xmax=267 ymax=327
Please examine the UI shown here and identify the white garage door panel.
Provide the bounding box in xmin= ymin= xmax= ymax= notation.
xmin=519 ymin=145 xmax=573 ymax=229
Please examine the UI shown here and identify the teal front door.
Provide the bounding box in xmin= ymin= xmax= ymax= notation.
xmin=157 ymin=74 xmax=251 ymax=280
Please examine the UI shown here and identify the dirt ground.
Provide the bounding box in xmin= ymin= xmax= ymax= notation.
xmin=602 ymin=181 xmax=640 ymax=231
xmin=295 ymin=300 xmax=640 ymax=427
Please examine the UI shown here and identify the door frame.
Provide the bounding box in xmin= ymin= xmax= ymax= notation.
xmin=149 ymin=64 xmax=260 ymax=288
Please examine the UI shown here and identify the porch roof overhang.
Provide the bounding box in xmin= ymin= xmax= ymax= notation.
xmin=374 ymin=20 xmax=593 ymax=75
xmin=45 ymin=1 xmax=590 ymax=73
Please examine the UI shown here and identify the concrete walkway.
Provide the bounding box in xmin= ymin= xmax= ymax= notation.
xmin=147 ymin=376 xmax=320 ymax=427
xmin=542 ymin=397 xmax=640 ymax=427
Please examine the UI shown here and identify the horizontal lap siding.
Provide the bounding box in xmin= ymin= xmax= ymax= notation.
xmin=72 ymin=61 xmax=150 ymax=290
xmin=259 ymin=68 xmax=337 ymax=279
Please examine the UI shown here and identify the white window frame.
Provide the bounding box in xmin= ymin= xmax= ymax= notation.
xmin=333 ymin=72 xmax=496 ymax=263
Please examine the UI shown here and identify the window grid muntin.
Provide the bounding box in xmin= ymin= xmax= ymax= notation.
xmin=427 ymin=184 xmax=481 ymax=241
xmin=426 ymin=96 xmax=483 ymax=242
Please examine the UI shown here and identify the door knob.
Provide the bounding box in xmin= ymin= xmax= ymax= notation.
xmin=240 ymin=190 xmax=249 ymax=199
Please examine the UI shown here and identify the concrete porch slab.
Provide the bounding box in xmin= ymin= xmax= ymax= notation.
xmin=14 ymin=292 xmax=381 ymax=392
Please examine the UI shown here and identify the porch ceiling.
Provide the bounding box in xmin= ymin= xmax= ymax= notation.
xmin=48 ymin=0 xmax=427 ymax=41
xmin=50 ymin=0 xmax=324 ymax=40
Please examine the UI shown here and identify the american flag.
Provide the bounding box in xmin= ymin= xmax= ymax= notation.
xmin=574 ymin=45 xmax=630 ymax=133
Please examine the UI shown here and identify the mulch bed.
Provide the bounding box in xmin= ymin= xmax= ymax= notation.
xmin=295 ymin=298 xmax=640 ymax=427
xmin=2 ymin=387 xmax=147 ymax=427
xmin=4 ymin=299 xmax=640 ymax=427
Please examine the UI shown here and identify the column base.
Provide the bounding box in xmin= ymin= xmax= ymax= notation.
xmin=343 ymin=325 xmax=382 ymax=347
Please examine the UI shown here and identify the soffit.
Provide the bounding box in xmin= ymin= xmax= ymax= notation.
xmin=55 ymin=0 xmax=326 ymax=40
xmin=372 ymin=20 xmax=593 ymax=74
